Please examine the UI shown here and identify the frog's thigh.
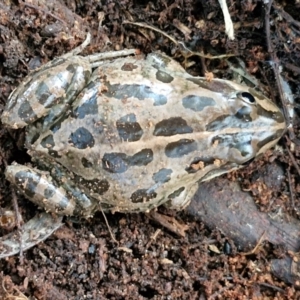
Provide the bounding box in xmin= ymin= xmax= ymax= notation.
xmin=5 ymin=163 xmax=76 ymax=216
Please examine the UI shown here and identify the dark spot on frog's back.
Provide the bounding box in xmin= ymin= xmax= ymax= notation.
xmin=102 ymin=149 xmax=153 ymax=173
xmin=130 ymin=189 xmax=157 ymax=203
xmin=81 ymin=157 xmax=93 ymax=168
xmin=165 ymin=139 xmax=197 ymax=158
xmin=73 ymin=93 xmax=98 ymax=119
xmin=206 ymin=113 xmax=253 ymax=131
xmin=153 ymin=168 xmax=173 ymax=183
xmin=75 ymin=176 xmax=109 ymax=195
xmin=69 ymin=127 xmax=95 ymax=149
xmin=129 ymin=149 xmax=153 ymax=166
xmin=103 ymin=82 xmax=167 ymax=106
xmin=116 ymin=113 xmax=143 ymax=141
xmin=102 ymin=153 xmax=128 ymax=173
xmin=155 ymin=70 xmax=174 ymax=83
xmin=121 ymin=63 xmax=138 ymax=71
xmin=154 ymin=117 xmax=193 ymax=136
xmin=206 ymin=115 xmax=233 ymax=131
xmin=18 ymin=100 xmax=37 ymax=123
xmin=182 ymin=95 xmax=216 ymax=111
xmin=40 ymin=134 xmax=62 ymax=158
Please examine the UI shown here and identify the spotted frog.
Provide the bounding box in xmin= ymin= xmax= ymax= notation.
xmin=0 ymin=35 xmax=286 ymax=256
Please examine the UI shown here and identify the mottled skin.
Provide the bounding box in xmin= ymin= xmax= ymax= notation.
xmin=0 ymin=39 xmax=286 ymax=257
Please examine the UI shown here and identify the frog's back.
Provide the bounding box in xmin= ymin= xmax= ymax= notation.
xmin=30 ymin=53 xmax=285 ymax=212
xmin=32 ymin=54 xmax=230 ymax=176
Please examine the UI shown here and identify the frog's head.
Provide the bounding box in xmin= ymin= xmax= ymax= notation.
xmin=204 ymin=81 xmax=286 ymax=165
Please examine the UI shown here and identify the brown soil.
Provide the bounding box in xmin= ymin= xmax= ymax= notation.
xmin=0 ymin=0 xmax=300 ymax=299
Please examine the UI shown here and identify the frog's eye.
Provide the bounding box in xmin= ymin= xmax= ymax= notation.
xmin=238 ymin=92 xmax=256 ymax=104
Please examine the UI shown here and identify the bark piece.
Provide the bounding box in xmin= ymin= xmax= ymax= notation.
xmin=187 ymin=178 xmax=300 ymax=285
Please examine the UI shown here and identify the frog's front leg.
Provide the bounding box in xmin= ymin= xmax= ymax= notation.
xmin=5 ymin=163 xmax=94 ymax=217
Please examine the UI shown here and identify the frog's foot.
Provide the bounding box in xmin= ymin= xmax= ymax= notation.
xmin=0 ymin=212 xmax=63 ymax=258
xmin=88 ymin=48 xmax=139 ymax=68
xmin=62 ymin=31 xmax=138 ymax=68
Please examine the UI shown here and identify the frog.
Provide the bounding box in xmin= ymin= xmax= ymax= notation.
xmin=0 ymin=33 xmax=286 ymax=257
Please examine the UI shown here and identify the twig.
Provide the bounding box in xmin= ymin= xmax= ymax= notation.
xmin=287 ymin=168 xmax=296 ymax=212
xmin=263 ymin=1 xmax=300 ymax=145
xmin=99 ymin=206 xmax=118 ymax=244
xmin=264 ymin=0 xmax=273 ymax=53
xmin=285 ymin=139 xmax=300 ymax=177
xmin=273 ymin=3 xmax=300 ymax=29
xmin=3 ymin=160 xmax=24 ymax=264
xmin=11 ymin=190 xmax=24 ymax=264
xmin=123 ymin=21 xmax=236 ymax=60
xmin=62 ymin=32 xmax=91 ymax=58
xmin=285 ymin=137 xmax=300 ymax=213
xmin=147 ymin=211 xmax=188 ymax=237
xmin=241 ymin=231 xmax=266 ymax=256
xmin=178 ymin=41 xmax=236 ymax=60
xmin=123 ymin=21 xmax=179 ymax=46
xmin=259 ymin=282 xmax=285 ymax=292
xmin=284 ymin=63 xmax=300 ymax=75
xmin=145 ymin=229 xmax=161 ymax=249
xmin=271 ymin=62 xmax=291 ymax=123
xmin=218 ymin=0 xmax=235 ymax=40
xmin=2 ymin=277 xmax=28 ymax=300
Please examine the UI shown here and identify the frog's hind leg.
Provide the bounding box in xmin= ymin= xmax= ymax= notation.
xmin=5 ymin=163 xmax=77 ymax=216
xmin=0 ymin=212 xmax=63 ymax=258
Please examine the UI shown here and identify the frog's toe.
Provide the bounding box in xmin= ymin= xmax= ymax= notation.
xmin=0 ymin=212 xmax=63 ymax=258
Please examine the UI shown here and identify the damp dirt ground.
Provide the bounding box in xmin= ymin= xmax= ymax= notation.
xmin=0 ymin=1 xmax=300 ymax=299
